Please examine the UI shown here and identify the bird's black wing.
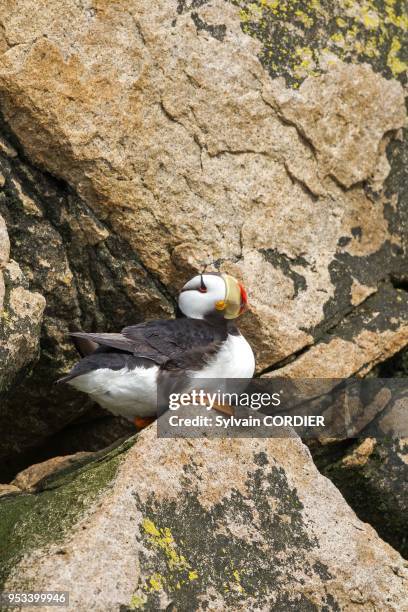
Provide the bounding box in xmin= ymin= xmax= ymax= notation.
xmin=69 ymin=318 xmax=229 ymax=369
xmin=122 ymin=318 xmax=228 ymax=369
xmin=69 ymin=332 xmax=141 ymax=356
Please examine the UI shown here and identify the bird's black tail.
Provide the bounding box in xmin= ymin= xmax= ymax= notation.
xmin=55 ymin=333 xmax=99 ymax=384
xmin=70 ymin=334 xmax=99 ymax=358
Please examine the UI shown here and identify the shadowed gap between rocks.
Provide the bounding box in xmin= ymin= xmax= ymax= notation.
xmin=0 ymin=111 xmax=174 ymax=481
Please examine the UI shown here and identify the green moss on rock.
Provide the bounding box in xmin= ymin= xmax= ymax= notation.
xmin=0 ymin=437 xmax=133 ymax=588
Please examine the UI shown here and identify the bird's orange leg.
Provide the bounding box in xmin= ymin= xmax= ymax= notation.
xmin=134 ymin=416 xmax=156 ymax=430
xmin=209 ymin=402 xmax=235 ymax=417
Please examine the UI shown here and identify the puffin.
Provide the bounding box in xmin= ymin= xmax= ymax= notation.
xmin=58 ymin=273 xmax=255 ymax=428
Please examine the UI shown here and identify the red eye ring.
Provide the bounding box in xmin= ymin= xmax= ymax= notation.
xmin=198 ymin=287 xmax=207 ymax=293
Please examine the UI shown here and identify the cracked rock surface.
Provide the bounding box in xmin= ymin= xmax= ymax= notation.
xmin=0 ymin=121 xmax=170 ymax=480
xmin=313 ymin=434 xmax=408 ymax=561
xmin=0 ymin=208 xmax=45 ymax=394
xmin=310 ymin=359 xmax=408 ymax=560
xmin=0 ymin=0 xmax=407 ymax=472
xmin=0 ymin=1 xmax=407 ymax=606
xmin=0 ymin=0 xmax=406 ymax=367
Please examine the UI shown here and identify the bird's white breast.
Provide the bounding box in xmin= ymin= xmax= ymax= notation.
xmin=68 ymin=365 xmax=159 ymax=420
xmin=191 ymin=332 xmax=255 ymax=379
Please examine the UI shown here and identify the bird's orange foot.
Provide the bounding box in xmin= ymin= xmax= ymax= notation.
xmin=134 ymin=416 xmax=156 ymax=430
xmin=210 ymin=402 xmax=234 ymax=417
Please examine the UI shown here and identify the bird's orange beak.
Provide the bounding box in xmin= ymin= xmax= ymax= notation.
xmin=218 ymin=274 xmax=249 ymax=319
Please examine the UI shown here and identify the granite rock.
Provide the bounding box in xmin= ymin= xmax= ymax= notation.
xmin=1 ymin=427 xmax=408 ymax=611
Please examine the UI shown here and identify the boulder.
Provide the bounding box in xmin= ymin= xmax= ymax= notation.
xmin=0 ymin=0 xmax=408 ymax=476
xmin=0 ymin=210 xmax=45 ymax=394
xmin=0 ymin=0 xmax=407 ymax=493
xmin=1 ymin=427 xmax=408 ymax=611
xmin=0 ymin=0 xmax=406 ymax=376
xmin=310 ymin=382 xmax=408 ymax=559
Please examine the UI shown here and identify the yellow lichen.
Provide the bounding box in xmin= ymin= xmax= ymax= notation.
xmin=142 ymin=520 xmax=189 ymax=571
xmin=260 ymin=0 xmax=279 ymax=9
xmin=237 ymin=0 xmax=407 ymax=84
xmin=149 ymin=573 xmax=164 ymax=592
xmin=364 ymin=37 xmax=380 ymax=58
xmin=292 ymin=45 xmax=319 ymax=78
xmin=360 ymin=6 xmax=380 ymax=29
xmin=331 ymin=32 xmax=345 ymax=44
xmin=141 ymin=518 xmax=199 ymax=594
xmin=129 ymin=594 xmax=147 ymax=610
xmin=385 ymin=6 xmax=408 ymax=29
xmin=142 ymin=518 xmax=161 ymax=537
xmin=387 ymin=36 xmax=407 ymax=75
xmin=310 ymin=0 xmax=323 ymax=12
xmin=295 ymin=9 xmax=314 ymax=28
xmin=232 ymin=569 xmax=245 ymax=593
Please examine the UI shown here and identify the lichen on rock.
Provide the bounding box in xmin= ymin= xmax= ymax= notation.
xmin=0 ymin=436 xmax=131 ymax=589
xmin=2 ymin=427 xmax=408 ymax=611
xmin=0 ymin=2 xmax=407 ymax=604
xmin=232 ymin=0 xmax=407 ymax=85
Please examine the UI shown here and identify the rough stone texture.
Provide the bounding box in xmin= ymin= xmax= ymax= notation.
xmin=0 ymin=5 xmax=407 ymax=604
xmin=312 ymin=434 xmax=408 ymax=561
xmin=0 ymin=212 xmax=9 ymax=265
xmin=1 ymin=428 xmax=408 ymax=611
xmin=11 ymin=451 xmax=93 ymax=492
xmin=0 ymin=209 xmax=45 ymax=394
xmin=265 ymin=62 xmax=405 ymax=189
xmin=233 ymin=0 xmax=408 ymax=84
xmin=0 ymin=1 xmax=407 ymax=481
xmin=0 ymin=483 xmax=20 ymax=497
xmin=310 ymin=378 xmax=408 ymax=560
xmin=0 ymin=213 xmax=8 ymax=310
xmin=0 ymin=123 xmax=167 ymax=480
xmin=264 ymin=284 xmax=408 ymax=378
xmin=0 ymin=0 xmax=406 ymax=371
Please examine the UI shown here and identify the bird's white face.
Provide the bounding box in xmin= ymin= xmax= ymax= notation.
xmin=178 ymin=273 xmax=248 ymax=320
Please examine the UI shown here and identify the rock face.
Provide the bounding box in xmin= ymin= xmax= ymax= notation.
xmin=0 ymin=0 xmax=406 ymax=369
xmin=310 ymin=383 xmax=408 ymax=559
xmin=1 ymin=427 xmax=408 ymax=611
xmin=0 ymin=0 xmax=406 ymax=471
xmin=316 ymin=436 xmax=408 ymax=561
xmin=0 ymin=123 xmax=167 ymax=480
xmin=0 ymin=3 xmax=407 ymax=604
xmin=0 ymin=210 xmax=45 ymax=393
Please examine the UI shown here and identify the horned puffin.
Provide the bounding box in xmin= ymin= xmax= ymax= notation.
xmin=59 ymin=273 xmax=255 ymax=427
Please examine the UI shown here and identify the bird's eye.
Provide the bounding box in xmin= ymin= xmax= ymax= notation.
xmin=198 ymin=275 xmax=207 ymax=293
